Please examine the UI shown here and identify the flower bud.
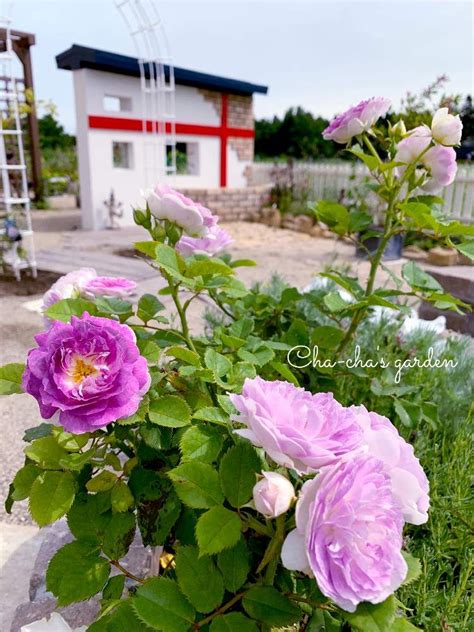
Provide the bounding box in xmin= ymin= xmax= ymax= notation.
xmin=253 ymin=471 xmax=295 ymax=518
xmin=389 ymin=119 xmax=407 ymax=140
xmin=431 ymin=108 xmax=462 ymax=146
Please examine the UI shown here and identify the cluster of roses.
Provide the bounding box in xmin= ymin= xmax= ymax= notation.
xmin=323 ymin=96 xmax=462 ymax=192
xmin=231 ymin=376 xmax=429 ymax=612
xmin=144 ymin=184 xmax=233 ymax=257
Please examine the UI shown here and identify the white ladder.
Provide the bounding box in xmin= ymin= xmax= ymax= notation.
xmin=0 ymin=10 xmax=37 ymax=280
xmin=114 ymin=0 xmax=177 ymax=186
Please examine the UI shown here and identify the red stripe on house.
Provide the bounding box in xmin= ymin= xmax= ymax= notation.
xmin=88 ymin=101 xmax=254 ymax=188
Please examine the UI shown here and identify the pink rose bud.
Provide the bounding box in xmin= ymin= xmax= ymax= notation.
xmin=431 ymin=108 xmax=463 ymax=146
xmin=253 ymin=471 xmax=295 ymax=518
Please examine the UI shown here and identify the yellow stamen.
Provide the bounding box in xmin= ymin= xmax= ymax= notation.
xmin=71 ymin=357 xmax=98 ymax=384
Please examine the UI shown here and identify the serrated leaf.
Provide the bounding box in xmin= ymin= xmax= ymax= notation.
xmin=324 ymin=291 xmax=350 ymax=312
xmin=180 ymin=425 xmax=224 ymax=463
xmin=216 ymin=394 xmax=237 ymax=415
xmin=134 ymin=240 xmax=159 ymax=258
xmin=219 ymin=443 xmax=261 ymax=508
xmin=87 ymin=471 xmax=117 ymax=492
xmin=67 ymin=493 xmax=111 ymax=540
xmin=102 ymin=574 xmax=125 ymax=601
xmin=149 ymin=395 xmax=191 ymax=428
xmin=311 ymin=325 xmax=345 ymax=349
xmin=46 ymin=540 xmax=110 ymax=606
xmin=138 ymin=339 xmax=160 ymax=363
xmin=95 ymin=297 xmax=133 ymax=321
xmin=217 ymin=537 xmax=250 ymax=592
xmin=195 ymin=506 xmax=241 ymax=556
xmin=186 ymin=257 xmax=233 ymax=278
xmin=111 ymin=480 xmax=134 ymax=513
xmin=402 ymin=551 xmax=422 ymax=586
xmin=166 ymin=346 xmax=202 ymax=367
xmin=103 ymin=512 xmax=136 ymax=559
xmin=402 ymin=261 xmax=442 ymax=291
xmin=11 ymin=463 xmax=41 ymax=501
xmin=168 ymin=462 xmax=224 ymax=508
xmin=242 ymin=586 xmax=301 ymax=627
xmin=155 ymin=243 xmax=189 ymax=284
xmin=0 ymin=362 xmax=24 ymax=394
xmin=391 ymin=617 xmax=422 ymax=631
xmin=45 ymin=298 xmax=97 ymax=321
xmin=138 ymin=294 xmax=165 ymax=323
xmin=175 ymin=545 xmax=224 ymax=613
xmin=24 ymin=436 xmax=68 ymax=470
xmin=149 ymin=491 xmax=182 ymax=545
xmin=193 ymin=406 xmax=228 ymax=426
xmin=88 ymin=600 xmax=140 ymax=631
xmin=29 ymin=471 xmax=76 ymax=526
xmin=22 ymin=423 xmax=54 ymax=442
xmin=455 ymin=240 xmax=474 ymax=260
xmin=343 ymin=595 xmax=396 ymax=632
xmin=133 ymin=577 xmax=195 ymax=632
xmin=204 ymin=348 xmax=232 ymax=378
xmin=210 ymin=613 xmax=259 ymax=632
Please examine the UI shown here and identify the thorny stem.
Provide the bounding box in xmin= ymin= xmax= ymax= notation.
xmin=110 ymin=560 xmax=145 ymax=584
xmin=263 ymin=514 xmax=286 ymax=585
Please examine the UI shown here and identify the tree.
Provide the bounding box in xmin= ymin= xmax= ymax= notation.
xmin=38 ymin=113 xmax=75 ymax=152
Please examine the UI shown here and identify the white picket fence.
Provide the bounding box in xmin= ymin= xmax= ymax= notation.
xmin=248 ymin=161 xmax=474 ymax=223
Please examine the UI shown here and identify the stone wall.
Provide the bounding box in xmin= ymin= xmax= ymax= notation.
xmin=177 ymin=185 xmax=271 ymax=221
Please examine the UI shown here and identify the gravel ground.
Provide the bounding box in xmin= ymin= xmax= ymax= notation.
xmin=0 ymin=220 xmax=405 ymax=525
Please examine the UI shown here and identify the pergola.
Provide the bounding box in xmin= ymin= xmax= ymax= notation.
xmin=0 ymin=28 xmax=42 ymax=200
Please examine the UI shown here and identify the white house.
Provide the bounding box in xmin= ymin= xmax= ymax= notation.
xmin=56 ymin=45 xmax=268 ymax=229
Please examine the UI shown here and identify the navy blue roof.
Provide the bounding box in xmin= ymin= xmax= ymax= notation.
xmin=56 ymin=44 xmax=268 ymax=96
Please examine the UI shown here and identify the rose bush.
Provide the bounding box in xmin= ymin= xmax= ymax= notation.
xmin=1 ymin=99 xmax=472 ymax=632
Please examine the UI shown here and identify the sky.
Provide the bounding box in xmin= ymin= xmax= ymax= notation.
xmin=4 ymin=0 xmax=474 ymax=133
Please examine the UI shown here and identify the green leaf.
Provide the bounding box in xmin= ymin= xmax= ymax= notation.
xmin=134 ymin=240 xmax=160 ymax=258
xmin=95 ymin=297 xmax=133 ymax=321
xmin=175 ymin=545 xmax=224 ymax=613
xmin=186 ymin=256 xmax=233 ymax=278
xmin=343 ymin=595 xmax=396 ymax=632
xmin=138 ymin=339 xmax=160 ymax=364
xmin=45 ymin=298 xmax=97 ymax=321
xmin=102 ymin=574 xmax=126 ymax=601
xmin=311 ymin=325 xmax=345 ymax=349
xmin=133 ymin=577 xmax=195 ymax=632
xmin=269 ymin=361 xmax=300 ymax=386
xmin=0 ymin=362 xmax=24 ymax=394
xmin=149 ymin=395 xmax=192 ymax=428
xmin=402 ymin=551 xmax=422 ymax=586
xmin=324 ymin=291 xmax=350 ymax=312
xmin=23 ymin=423 xmax=54 ymax=442
xmin=149 ymin=491 xmax=182 ymax=545
xmin=242 ymin=586 xmax=301 ymax=627
xmin=348 ymin=210 xmax=372 ymax=233
xmin=46 ymin=540 xmax=110 ymax=606
xmin=193 ymin=406 xmax=228 ymax=426
xmin=88 ymin=600 xmax=140 ymax=631
xmin=313 ymin=200 xmax=349 ymax=235
xmin=137 ymin=294 xmax=165 ymax=323
xmin=11 ymin=463 xmax=41 ymax=501
xmin=217 ymin=537 xmax=250 ymax=592
xmin=111 ymin=480 xmax=134 ymax=513
xmin=455 ymin=240 xmax=474 ymax=261
xmin=24 ymin=436 xmax=66 ymax=472
xmin=29 ymin=471 xmax=76 ymax=526
xmin=67 ymin=493 xmax=111 ymax=540
xmin=210 ymin=613 xmax=259 ymax=632
xmin=230 ymin=258 xmax=256 ymax=268
xmin=155 ymin=243 xmax=189 ymax=284
xmin=349 ymin=146 xmax=380 ymax=171
xmin=219 ymin=443 xmax=261 ymax=508
xmin=402 ymin=261 xmax=442 ymax=292
xmin=391 ymin=617 xmax=422 ymax=631
xmin=180 ymin=425 xmax=224 ymax=463
xmin=204 ymin=348 xmax=232 ymax=378
xmin=195 ymin=506 xmax=241 ymax=556
xmin=166 ymin=346 xmax=202 ymax=367
xmin=103 ymin=512 xmax=136 ymax=559
xmin=87 ymin=471 xmax=118 ymax=493
xmin=393 ymin=399 xmax=413 ymax=428
xmin=168 ymin=462 xmax=224 ymax=508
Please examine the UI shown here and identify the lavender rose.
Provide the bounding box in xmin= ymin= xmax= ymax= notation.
xmin=144 ymin=184 xmax=217 ymax=236
xmin=83 ymin=276 xmax=137 ymax=299
xmin=281 ymin=455 xmax=407 ymax=612
xmin=421 ymin=145 xmax=457 ymax=192
xmin=23 ymin=313 xmax=150 ymax=433
xmin=253 ymin=471 xmax=295 ymax=518
xmin=394 ymin=125 xmax=432 ymax=165
xmin=351 ymin=405 xmax=430 ymax=524
xmin=229 ymin=377 xmax=363 ymax=474
xmin=323 ymin=97 xmax=391 ymax=144
xmin=176 ymin=224 xmax=233 ymax=257
xmin=42 ymin=268 xmax=97 ymax=312
xmin=431 ymin=107 xmax=463 ymax=146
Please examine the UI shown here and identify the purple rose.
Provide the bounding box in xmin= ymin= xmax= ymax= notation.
xmin=229 ymin=377 xmax=363 ymax=474
xmin=23 ymin=313 xmax=150 ymax=433
xmin=421 ymin=145 xmax=457 ymax=192
xmin=281 ymin=455 xmax=407 ymax=612
xmin=394 ymin=126 xmax=432 ymax=165
xmin=351 ymin=405 xmax=430 ymax=524
xmin=253 ymin=471 xmax=295 ymax=519
xmin=176 ymin=224 xmax=233 ymax=257
xmin=323 ymin=97 xmax=391 ymax=144
xmin=144 ymin=184 xmax=217 ymax=236
xmin=83 ymin=276 xmax=137 ymax=299
xmin=42 ymin=268 xmax=97 ymax=312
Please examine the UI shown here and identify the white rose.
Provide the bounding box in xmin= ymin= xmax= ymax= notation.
xmin=431 ymin=108 xmax=463 ymax=146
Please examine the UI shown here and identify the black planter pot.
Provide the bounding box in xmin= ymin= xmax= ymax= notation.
xmin=355 ymin=228 xmax=404 ymax=261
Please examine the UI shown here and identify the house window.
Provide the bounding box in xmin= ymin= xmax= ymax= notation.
xmin=103 ymin=95 xmax=132 ymax=112
xmin=167 ymin=142 xmax=199 ymax=175
xmin=112 ymin=142 xmax=133 ymax=169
